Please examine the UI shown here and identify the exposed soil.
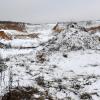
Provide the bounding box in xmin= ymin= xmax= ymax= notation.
xmin=0 ymin=21 xmax=26 ymax=32
xmin=0 ymin=31 xmax=12 ymax=40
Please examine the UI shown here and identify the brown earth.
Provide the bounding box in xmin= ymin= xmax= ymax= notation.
xmin=52 ymin=23 xmax=64 ymax=33
xmin=0 ymin=31 xmax=12 ymax=40
xmin=0 ymin=21 xmax=26 ymax=32
xmin=86 ymin=26 xmax=100 ymax=34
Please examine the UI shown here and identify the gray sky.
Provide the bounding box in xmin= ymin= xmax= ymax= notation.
xmin=0 ymin=0 xmax=100 ymax=23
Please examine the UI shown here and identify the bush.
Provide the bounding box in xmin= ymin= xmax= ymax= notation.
xmin=2 ymin=87 xmax=38 ymax=100
xmin=80 ymin=93 xmax=92 ymax=99
xmin=36 ymin=51 xmax=47 ymax=63
xmin=2 ymin=86 xmax=53 ymax=100
xmin=0 ymin=55 xmax=8 ymax=72
xmin=35 ymin=76 xmax=45 ymax=87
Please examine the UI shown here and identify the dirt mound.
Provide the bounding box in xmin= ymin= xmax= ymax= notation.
xmin=0 ymin=21 xmax=26 ymax=32
xmin=43 ymin=23 xmax=100 ymax=53
xmin=52 ymin=23 xmax=64 ymax=33
xmin=86 ymin=26 xmax=100 ymax=34
xmin=0 ymin=31 xmax=12 ymax=40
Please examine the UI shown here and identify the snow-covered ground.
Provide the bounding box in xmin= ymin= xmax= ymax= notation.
xmin=0 ymin=21 xmax=100 ymax=100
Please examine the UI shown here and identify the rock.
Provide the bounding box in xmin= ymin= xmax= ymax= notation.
xmin=0 ymin=42 xmax=5 ymax=48
xmin=63 ymin=53 xmax=68 ymax=58
xmin=0 ymin=42 xmax=11 ymax=48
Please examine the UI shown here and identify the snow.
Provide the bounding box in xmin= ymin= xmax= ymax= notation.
xmin=95 ymin=32 xmax=100 ymax=37
xmin=0 ymin=48 xmax=34 ymax=58
xmin=0 ymin=25 xmax=54 ymax=48
xmin=10 ymin=39 xmax=39 ymax=47
xmin=56 ymin=92 xmax=66 ymax=99
xmin=1 ymin=29 xmax=28 ymax=35
xmin=0 ymin=21 xmax=100 ymax=99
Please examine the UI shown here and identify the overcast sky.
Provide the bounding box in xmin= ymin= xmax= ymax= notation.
xmin=0 ymin=0 xmax=100 ymax=23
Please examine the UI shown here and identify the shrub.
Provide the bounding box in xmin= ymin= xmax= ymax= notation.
xmin=36 ymin=51 xmax=47 ymax=63
xmin=80 ymin=93 xmax=92 ymax=99
xmin=2 ymin=87 xmax=38 ymax=100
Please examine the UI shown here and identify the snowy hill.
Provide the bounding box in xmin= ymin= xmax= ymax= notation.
xmin=0 ymin=21 xmax=100 ymax=100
